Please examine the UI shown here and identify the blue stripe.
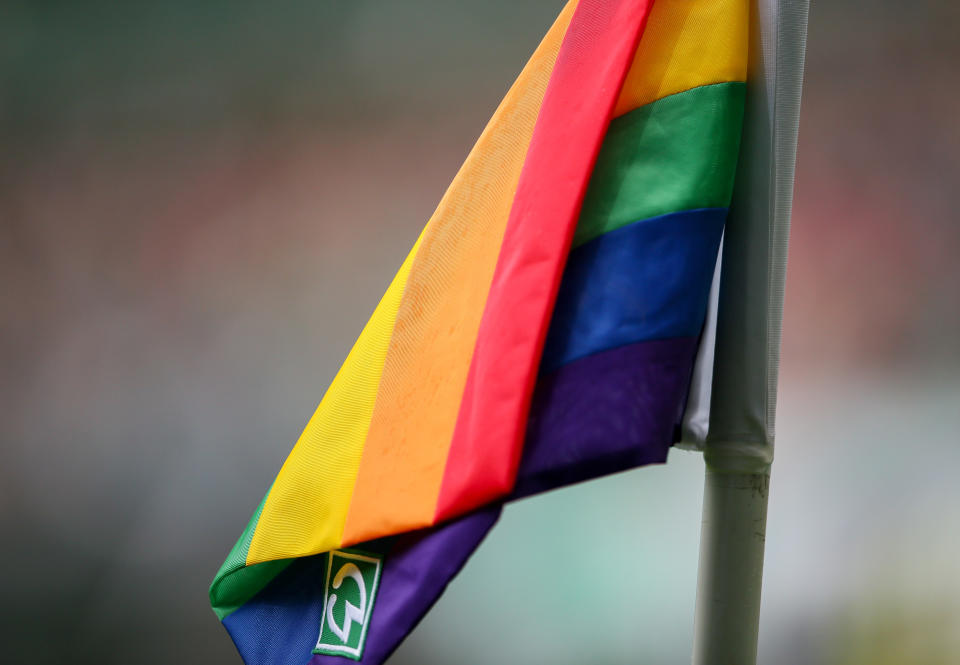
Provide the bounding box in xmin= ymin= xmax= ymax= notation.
xmin=222 ymin=554 xmax=330 ymax=665
xmin=541 ymin=208 xmax=726 ymax=374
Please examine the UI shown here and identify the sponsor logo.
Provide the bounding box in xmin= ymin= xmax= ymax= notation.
xmin=314 ymin=550 xmax=383 ymax=659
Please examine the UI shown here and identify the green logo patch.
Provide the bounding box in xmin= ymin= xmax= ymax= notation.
xmin=313 ymin=550 xmax=383 ymax=659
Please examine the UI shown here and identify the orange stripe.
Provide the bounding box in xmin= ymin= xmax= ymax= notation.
xmin=340 ymin=0 xmax=577 ymax=546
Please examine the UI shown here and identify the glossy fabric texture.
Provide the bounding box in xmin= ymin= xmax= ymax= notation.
xmin=575 ymin=81 xmax=745 ymax=247
xmin=541 ymin=208 xmax=726 ymax=373
xmin=516 ymin=337 xmax=700 ymax=498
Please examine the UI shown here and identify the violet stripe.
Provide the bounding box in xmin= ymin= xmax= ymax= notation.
xmin=514 ymin=337 xmax=699 ymax=498
xmin=310 ymin=506 xmax=501 ymax=665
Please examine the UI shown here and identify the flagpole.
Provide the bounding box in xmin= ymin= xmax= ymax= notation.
xmin=691 ymin=466 xmax=770 ymax=665
xmin=688 ymin=0 xmax=807 ymax=660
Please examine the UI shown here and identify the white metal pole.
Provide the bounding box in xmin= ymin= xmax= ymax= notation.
xmin=691 ymin=468 xmax=770 ymax=665
xmin=689 ymin=0 xmax=807 ymax=661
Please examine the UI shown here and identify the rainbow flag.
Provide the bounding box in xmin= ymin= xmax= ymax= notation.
xmin=211 ymin=0 xmax=751 ymax=661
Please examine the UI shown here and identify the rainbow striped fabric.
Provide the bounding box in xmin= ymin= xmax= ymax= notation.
xmin=212 ymin=0 xmax=749 ymax=662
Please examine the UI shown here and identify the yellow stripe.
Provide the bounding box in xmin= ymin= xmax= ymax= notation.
xmin=613 ymin=0 xmax=748 ymax=117
xmin=246 ymin=234 xmax=424 ymax=565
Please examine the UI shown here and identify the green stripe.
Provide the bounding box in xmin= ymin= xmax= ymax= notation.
xmin=574 ymin=82 xmax=746 ymax=248
xmin=209 ymin=488 xmax=293 ymax=620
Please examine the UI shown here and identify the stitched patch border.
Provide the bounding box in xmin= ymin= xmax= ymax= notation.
xmin=313 ymin=549 xmax=383 ymax=660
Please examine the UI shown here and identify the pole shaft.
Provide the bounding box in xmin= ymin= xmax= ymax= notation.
xmin=692 ymin=470 xmax=770 ymax=665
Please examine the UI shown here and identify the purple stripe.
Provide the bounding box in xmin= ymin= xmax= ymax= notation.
xmin=514 ymin=337 xmax=699 ymax=498
xmin=310 ymin=506 xmax=501 ymax=665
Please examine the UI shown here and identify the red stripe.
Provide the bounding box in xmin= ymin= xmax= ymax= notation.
xmin=435 ymin=0 xmax=655 ymax=522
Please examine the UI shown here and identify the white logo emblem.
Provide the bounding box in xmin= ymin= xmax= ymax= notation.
xmin=325 ymin=563 xmax=367 ymax=643
xmin=314 ymin=549 xmax=383 ymax=658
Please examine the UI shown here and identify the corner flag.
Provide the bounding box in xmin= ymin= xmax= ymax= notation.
xmin=210 ymin=1 xmax=807 ymax=663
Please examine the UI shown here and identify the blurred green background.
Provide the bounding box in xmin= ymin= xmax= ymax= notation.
xmin=2 ymin=1 xmax=959 ymax=663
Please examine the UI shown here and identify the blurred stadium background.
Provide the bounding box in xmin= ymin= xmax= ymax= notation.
xmin=2 ymin=1 xmax=958 ymax=663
